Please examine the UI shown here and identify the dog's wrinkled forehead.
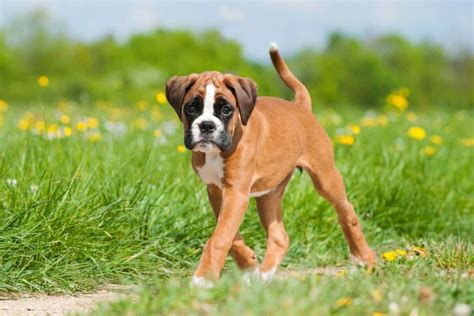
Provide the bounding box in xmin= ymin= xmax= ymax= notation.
xmin=183 ymin=71 xmax=234 ymax=105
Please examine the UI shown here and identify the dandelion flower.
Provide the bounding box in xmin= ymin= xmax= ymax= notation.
xmin=461 ymin=138 xmax=474 ymax=147
xmin=177 ymin=145 xmax=186 ymax=153
xmin=133 ymin=118 xmax=148 ymax=130
xmin=371 ymin=289 xmax=383 ymax=303
xmin=0 ymin=99 xmax=8 ymax=112
xmin=336 ymin=135 xmax=355 ymax=146
xmin=396 ymin=249 xmax=408 ymax=257
xmin=35 ymin=120 xmax=46 ymax=132
xmin=87 ymin=117 xmax=99 ymax=129
xmin=407 ymin=127 xmax=426 ymax=141
xmin=350 ymin=124 xmax=361 ymax=135
xmin=18 ymin=119 xmax=31 ymax=130
xmin=76 ymin=121 xmax=87 ymax=132
xmin=336 ymin=297 xmax=353 ymax=307
xmin=38 ymin=75 xmax=49 ymax=87
xmin=64 ymin=127 xmax=72 ymax=137
xmin=372 ymin=312 xmax=386 ymax=316
xmin=423 ymin=146 xmax=436 ymax=156
xmin=87 ymin=132 xmax=102 ymax=142
xmin=382 ymin=251 xmax=397 ymax=261
xmin=156 ymin=91 xmax=167 ymax=104
xmin=387 ymin=93 xmax=408 ymax=111
xmin=60 ymin=114 xmax=70 ymax=124
xmin=136 ymin=100 xmax=148 ymax=111
xmin=376 ymin=115 xmax=388 ymax=126
xmin=154 ymin=129 xmax=162 ymax=138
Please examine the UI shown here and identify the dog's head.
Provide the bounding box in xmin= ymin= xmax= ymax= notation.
xmin=166 ymin=71 xmax=257 ymax=153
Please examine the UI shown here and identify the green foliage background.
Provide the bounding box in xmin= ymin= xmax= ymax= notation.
xmin=1 ymin=10 xmax=473 ymax=109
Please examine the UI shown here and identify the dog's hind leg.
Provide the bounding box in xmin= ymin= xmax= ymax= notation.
xmin=302 ymin=141 xmax=376 ymax=266
xmin=255 ymin=173 xmax=293 ymax=281
xmin=207 ymin=185 xmax=258 ymax=271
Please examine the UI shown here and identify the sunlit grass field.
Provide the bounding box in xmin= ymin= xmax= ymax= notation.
xmin=0 ymin=96 xmax=472 ymax=315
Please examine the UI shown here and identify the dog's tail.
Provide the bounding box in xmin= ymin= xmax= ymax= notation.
xmin=269 ymin=42 xmax=311 ymax=110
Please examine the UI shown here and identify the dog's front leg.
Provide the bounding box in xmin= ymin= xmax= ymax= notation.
xmin=192 ymin=188 xmax=249 ymax=287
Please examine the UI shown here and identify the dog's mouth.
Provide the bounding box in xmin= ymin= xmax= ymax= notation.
xmin=184 ymin=129 xmax=232 ymax=153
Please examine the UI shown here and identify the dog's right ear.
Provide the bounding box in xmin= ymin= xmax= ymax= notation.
xmin=166 ymin=74 xmax=198 ymax=119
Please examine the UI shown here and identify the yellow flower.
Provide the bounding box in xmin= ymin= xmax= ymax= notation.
xmin=461 ymin=138 xmax=474 ymax=147
xmin=387 ymin=94 xmax=408 ymax=111
xmin=136 ymin=100 xmax=148 ymax=111
xmin=156 ymin=91 xmax=167 ymax=104
xmin=153 ymin=129 xmax=162 ymax=138
xmin=177 ymin=145 xmax=186 ymax=153
xmin=87 ymin=132 xmax=102 ymax=142
xmin=336 ymin=297 xmax=353 ymax=307
xmin=350 ymin=124 xmax=361 ymax=135
xmin=76 ymin=121 xmax=87 ymax=132
xmin=47 ymin=124 xmax=58 ymax=133
xmin=60 ymin=114 xmax=70 ymax=125
xmin=38 ymin=75 xmax=49 ymax=87
xmin=64 ymin=127 xmax=72 ymax=137
xmin=406 ymin=112 xmax=417 ymax=122
xmin=430 ymin=135 xmax=442 ymax=145
xmin=372 ymin=312 xmax=386 ymax=316
xmin=376 ymin=115 xmax=388 ymax=126
xmin=0 ymin=99 xmax=8 ymax=112
xmin=87 ymin=117 xmax=99 ymax=129
xmin=336 ymin=135 xmax=355 ymax=146
xmin=35 ymin=120 xmax=46 ymax=132
xmin=18 ymin=119 xmax=31 ymax=130
xmin=133 ymin=118 xmax=148 ymax=130
xmin=407 ymin=126 xmax=426 ymax=141
xmin=371 ymin=289 xmax=383 ymax=303
xmin=423 ymin=146 xmax=436 ymax=156
xmin=382 ymin=251 xmax=397 ymax=261
xmin=396 ymin=249 xmax=408 ymax=257
xmin=361 ymin=117 xmax=376 ymax=127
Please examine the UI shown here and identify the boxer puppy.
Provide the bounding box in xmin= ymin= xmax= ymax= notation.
xmin=166 ymin=42 xmax=376 ymax=288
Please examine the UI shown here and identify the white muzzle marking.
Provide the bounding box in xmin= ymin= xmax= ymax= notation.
xmin=191 ymin=83 xmax=224 ymax=152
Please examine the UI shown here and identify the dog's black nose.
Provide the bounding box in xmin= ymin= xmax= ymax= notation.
xmin=199 ymin=121 xmax=216 ymax=134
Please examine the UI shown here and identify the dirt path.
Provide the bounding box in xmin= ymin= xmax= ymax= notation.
xmin=0 ymin=267 xmax=348 ymax=316
xmin=0 ymin=285 xmax=133 ymax=316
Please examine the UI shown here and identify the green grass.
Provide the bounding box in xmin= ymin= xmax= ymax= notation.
xmin=0 ymin=102 xmax=473 ymax=315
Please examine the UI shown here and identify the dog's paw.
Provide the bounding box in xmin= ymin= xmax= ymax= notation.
xmin=242 ymin=267 xmax=278 ymax=285
xmin=259 ymin=267 xmax=277 ymax=283
xmin=191 ymin=275 xmax=214 ymax=289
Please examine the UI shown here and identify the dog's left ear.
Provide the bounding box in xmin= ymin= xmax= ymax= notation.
xmin=224 ymin=75 xmax=257 ymax=126
xmin=166 ymin=74 xmax=198 ymax=120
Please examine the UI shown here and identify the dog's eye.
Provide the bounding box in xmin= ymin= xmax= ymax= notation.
xmin=186 ymin=98 xmax=201 ymax=115
xmin=186 ymin=105 xmax=197 ymax=114
xmin=221 ymin=105 xmax=233 ymax=115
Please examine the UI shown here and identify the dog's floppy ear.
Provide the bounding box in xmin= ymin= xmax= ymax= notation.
xmin=166 ymin=74 xmax=198 ymax=119
xmin=224 ymin=74 xmax=257 ymax=126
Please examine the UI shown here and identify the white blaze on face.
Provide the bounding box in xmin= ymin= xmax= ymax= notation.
xmin=191 ymin=83 xmax=224 ymax=152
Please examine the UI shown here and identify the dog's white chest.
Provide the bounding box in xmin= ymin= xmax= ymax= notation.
xmin=197 ymin=153 xmax=224 ymax=188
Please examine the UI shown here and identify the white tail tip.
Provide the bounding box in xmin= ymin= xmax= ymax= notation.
xmin=269 ymin=42 xmax=278 ymax=52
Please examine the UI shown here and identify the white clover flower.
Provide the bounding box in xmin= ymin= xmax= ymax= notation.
xmin=6 ymin=178 xmax=17 ymax=187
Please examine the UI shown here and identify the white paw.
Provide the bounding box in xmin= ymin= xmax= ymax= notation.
xmin=242 ymin=268 xmax=260 ymax=285
xmin=259 ymin=267 xmax=277 ymax=283
xmin=191 ymin=275 xmax=214 ymax=289
xmin=350 ymin=254 xmax=366 ymax=267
